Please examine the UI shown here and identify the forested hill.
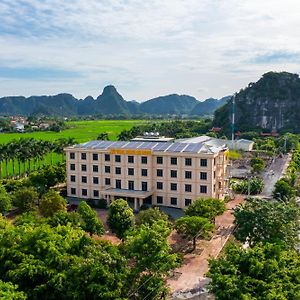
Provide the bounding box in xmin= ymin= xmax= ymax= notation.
xmin=213 ymin=71 xmax=300 ymax=134
xmin=0 ymin=85 xmax=227 ymax=117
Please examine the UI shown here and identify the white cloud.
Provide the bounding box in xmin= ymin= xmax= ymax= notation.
xmin=0 ymin=0 xmax=300 ymax=100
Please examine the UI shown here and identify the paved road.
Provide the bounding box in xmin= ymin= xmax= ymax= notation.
xmin=261 ymin=154 xmax=291 ymax=197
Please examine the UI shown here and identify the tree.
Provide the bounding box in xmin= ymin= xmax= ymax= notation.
xmin=0 ymin=184 xmax=12 ymax=214
xmin=123 ymin=221 xmax=179 ymax=299
xmin=185 ymin=198 xmax=226 ymax=223
xmin=175 ymin=216 xmax=214 ymax=250
xmin=234 ymin=198 xmax=299 ymax=248
xmin=77 ymin=201 xmax=105 ymax=236
xmin=107 ymin=199 xmax=134 ymax=239
xmin=231 ymin=177 xmax=264 ymax=195
xmin=250 ymin=156 xmax=265 ymax=173
xmin=136 ymin=207 xmax=170 ymax=227
xmin=273 ymin=178 xmax=296 ymax=201
xmin=207 ymin=243 xmax=300 ymax=300
xmin=97 ymin=132 xmax=109 ymax=140
xmin=47 ymin=211 xmax=81 ymax=228
xmin=0 ymin=219 xmax=129 ymax=299
xmin=39 ymin=190 xmax=66 ymax=217
xmin=13 ymin=187 xmax=39 ymax=212
xmin=0 ymin=280 xmax=26 ymax=300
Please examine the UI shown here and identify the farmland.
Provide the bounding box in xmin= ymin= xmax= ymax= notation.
xmin=0 ymin=120 xmax=148 ymax=178
xmin=0 ymin=120 xmax=148 ymax=144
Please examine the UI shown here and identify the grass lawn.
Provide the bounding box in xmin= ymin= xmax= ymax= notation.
xmin=0 ymin=120 xmax=149 ymax=178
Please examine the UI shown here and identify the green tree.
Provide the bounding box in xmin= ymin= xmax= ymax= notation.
xmin=0 ymin=280 xmax=26 ymax=300
xmin=175 ymin=216 xmax=214 ymax=250
xmin=13 ymin=187 xmax=39 ymax=212
xmin=273 ymin=178 xmax=296 ymax=201
xmin=0 ymin=220 xmax=129 ymax=299
xmin=124 ymin=221 xmax=179 ymax=299
xmin=250 ymin=156 xmax=265 ymax=173
xmin=207 ymin=243 xmax=300 ymax=300
xmin=136 ymin=207 xmax=170 ymax=227
xmin=234 ymin=198 xmax=299 ymax=248
xmin=77 ymin=201 xmax=104 ymax=236
xmin=97 ymin=132 xmax=109 ymax=140
xmin=107 ymin=199 xmax=134 ymax=239
xmin=0 ymin=184 xmax=12 ymax=214
xmin=47 ymin=210 xmax=81 ymax=228
xmin=185 ymin=198 xmax=226 ymax=223
xmin=39 ymin=190 xmax=66 ymax=217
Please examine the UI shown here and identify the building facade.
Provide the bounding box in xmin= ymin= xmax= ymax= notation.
xmin=65 ymin=139 xmax=229 ymax=210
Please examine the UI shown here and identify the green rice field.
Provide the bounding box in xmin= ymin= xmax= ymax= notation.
xmin=0 ymin=120 xmax=148 ymax=178
xmin=0 ymin=120 xmax=148 ymax=144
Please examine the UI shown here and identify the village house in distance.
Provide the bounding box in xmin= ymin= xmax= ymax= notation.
xmin=65 ymin=134 xmax=230 ymax=210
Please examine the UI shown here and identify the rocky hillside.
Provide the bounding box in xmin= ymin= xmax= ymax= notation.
xmin=213 ymin=72 xmax=300 ymax=133
xmin=0 ymin=86 xmax=227 ymax=116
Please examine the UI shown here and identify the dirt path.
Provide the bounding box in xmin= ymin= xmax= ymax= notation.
xmin=168 ymin=196 xmax=244 ymax=297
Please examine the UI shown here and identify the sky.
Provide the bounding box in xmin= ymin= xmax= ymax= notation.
xmin=0 ymin=0 xmax=300 ymax=102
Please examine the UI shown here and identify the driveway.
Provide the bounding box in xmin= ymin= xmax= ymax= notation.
xmin=261 ymin=154 xmax=291 ymax=197
xmin=168 ymin=196 xmax=244 ymax=299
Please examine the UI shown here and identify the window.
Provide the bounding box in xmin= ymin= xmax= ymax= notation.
xmin=157 ymin=169 xmax=163 ymax=177
xmin=141 ymin=182 xmax=148 ymax=191
xmin=70 ymin=164 xmax=75 ymax=171
xmin=171 ymin=157 xmax=177 ymax=165
xmin=93 ymin=190 xmax=99 ymax=197
xmin=141 ymin=169 xmax=148 ymax=177
xmin=105 ymin=154 xmax=110 ymax=161
xmin=70 ymin=175 xmax=76 ymax=182
xmin=157 ymin=196 xmax=163 ymax=204
xmin=93 ymin=177 xmax=99 ymax=184
xmin=200 ymin=172 xmax=207 ymax=180
xmin=141 ymin=156 xmax=148 ymax=164
xmin=128 ymin=181 xmax=134 ymax=190
xmin=71 ymin=188 xmax=76 ymax=195
xmin=170 ymin=170 xmax=177 ymax=178
xmin=81 ymin=153 xmax=86 ymax=160
xmin=185 ymin=199 xmax=192 ymax=206
xmin=115 ymin=167 xmax=121 ymax=175
xmin=157 ymin=182 xmax=163 ymax=190
xmin=171 ymin=197 xmax=177 ymax=205
xmin=128 ymin=168 xmax=134 ymax=176
xmin=70 ymin=152 xmax=75 ymax=159
xmin=185 ymin=184 xmax=192 ymax=192
xmin=82 ymin=189 xmax=87 ymax=196
xmin=200 ymin=159 xmax=207 ymax=167
xmin=185 ymin=171 xmax=192 ymax=179
xmin=81 ymin=176 xmax=87 ymax=183
xmin=105 ymin=178 xmax=111 ymax=185
xmin=81 ymin=164 xmax=87 ymax=172
xmin=170 ymin=183 xmax=177 ymax=191
xmin=128 ymin=156 xmax=134 ymax=163
xmin=185 ymin=158 xmax=192 ymax=166
xmin=157 ymin=156 xmax=163 ymax=164
xmin=93 ymin=165 xmax=99 ymax=172
xmin=200 ymin=185 xmax=207 ymax=194
xmin=105 ymin=166 xmax=111 ymax=173
xmin=92 ymin=153 xmax=98 ymax=161
xmin=115 ymin=155 xmax=121 ymax=163
xmin=116 ymin=179 xmax=121 ymax=189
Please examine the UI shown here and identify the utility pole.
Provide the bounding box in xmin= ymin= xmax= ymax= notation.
xmin=231 ymin=94 xmax=236 ymax=148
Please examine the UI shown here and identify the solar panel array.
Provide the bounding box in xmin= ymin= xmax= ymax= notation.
xmin=72 ymin=139 xmax=224 ymax=153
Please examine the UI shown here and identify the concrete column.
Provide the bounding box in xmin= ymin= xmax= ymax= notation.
xmin=134 ymin=198 xmax=138 ymax=211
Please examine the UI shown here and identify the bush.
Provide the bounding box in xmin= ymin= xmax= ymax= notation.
xmin=231 ymin=177 xmax=264 ymax=195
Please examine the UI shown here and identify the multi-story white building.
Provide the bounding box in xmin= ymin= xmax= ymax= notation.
xmin=65 ymin=139 xmax=229 ymax=210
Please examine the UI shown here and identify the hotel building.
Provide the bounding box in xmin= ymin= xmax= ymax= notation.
xmin=65 ymin=138 xmax=229 ymax=210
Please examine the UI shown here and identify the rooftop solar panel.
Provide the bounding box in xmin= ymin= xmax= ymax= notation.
xmin=109 ymin=141 xmax=126 ymax=149
xmin=152 ymin=142 xmax=172 ymax=151
xmin=138 ymin=142 xmax=157 ymax=149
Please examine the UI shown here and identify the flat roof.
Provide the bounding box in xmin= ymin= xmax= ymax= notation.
xmin=67 ymin=139 xmax=227 ymax=154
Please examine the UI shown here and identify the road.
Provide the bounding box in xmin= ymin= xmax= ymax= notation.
xmin=261 ymin=154 xmax=291 ymax=197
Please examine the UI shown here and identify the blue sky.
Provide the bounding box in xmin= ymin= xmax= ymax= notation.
xmin=0 ymin=0 xmax=300 ymax=101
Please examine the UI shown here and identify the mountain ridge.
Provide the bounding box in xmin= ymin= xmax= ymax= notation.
xmin=0 ymin=87 xmax=228 ymax=116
